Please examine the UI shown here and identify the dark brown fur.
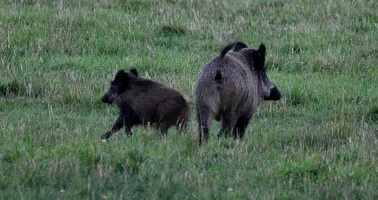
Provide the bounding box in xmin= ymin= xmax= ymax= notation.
xmin=101 ymin=68 xmax=189 ymax=139
xmin=195 ymin=42 xmax=281 ymax=144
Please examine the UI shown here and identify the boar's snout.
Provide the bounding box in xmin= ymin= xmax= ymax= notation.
xmin=101 ymin=93 xmax=113 ymax=104
xmin=264 ymin=86 xmax=281 ymax=101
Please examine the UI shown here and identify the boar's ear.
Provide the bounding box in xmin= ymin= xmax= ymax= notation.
xmin=253 ymin=44 xmax=266 ymax=71
xmin=114 ymin=70 xmax=129 ymax=84
xmin=129 ymin=68 xmax=138 ymax=77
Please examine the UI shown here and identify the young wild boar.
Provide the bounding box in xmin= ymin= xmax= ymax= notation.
xmin=101 ymin=68 xmax=189 ymax=139
xmin=195 ymin=42 xmax=281 ymax=144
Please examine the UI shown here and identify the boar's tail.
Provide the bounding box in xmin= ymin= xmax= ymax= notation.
xmin=220 ymin=42 xmax=236 ymax=59
xmin=219 ymin=41 xmax=248 ymax=59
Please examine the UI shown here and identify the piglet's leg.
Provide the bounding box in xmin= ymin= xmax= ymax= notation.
xmin=125 ymin=126 xmax=132 ymax=136
xmin=156 ymin=122 xmax=169 ymax=137
xmin=102 ymin=115 xmax=126 ymax=139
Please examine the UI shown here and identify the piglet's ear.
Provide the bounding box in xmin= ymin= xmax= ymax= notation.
xmin=114 ymin=70 xmax=130 ymax=93
xmin=114 ymin=70 xmax=129 ymax=83
xmin=129 ymin=68 xmax=138 ymax=77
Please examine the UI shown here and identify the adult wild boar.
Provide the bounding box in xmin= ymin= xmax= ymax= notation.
xmin=101 ymin=68 xmax=189 ymax=139
xmin=195 ymin=42 xmax=281 ymax=144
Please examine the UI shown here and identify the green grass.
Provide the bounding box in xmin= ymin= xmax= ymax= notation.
xmin=1 ymin=0 xmax=378 ymax=199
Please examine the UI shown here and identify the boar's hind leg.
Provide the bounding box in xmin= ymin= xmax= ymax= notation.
xmin=233 ymin=115 xmax=251 ymax=139
xmin=197 ymin=105 xmax=212 ymax=145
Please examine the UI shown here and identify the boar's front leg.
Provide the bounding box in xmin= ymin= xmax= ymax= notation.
xmin=102 ymin=114 xmax=131 ymax=139
xmin=233 ymin=115 xmax=252 ymax=139
xmin=219 ymin=117 xmax=237 ymax=138
xmin=218 ymin=109 xmax=238 ymax=138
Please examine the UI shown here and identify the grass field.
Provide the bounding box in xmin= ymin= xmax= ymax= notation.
xmin=1 ymin=0 xmax=377 ymax=199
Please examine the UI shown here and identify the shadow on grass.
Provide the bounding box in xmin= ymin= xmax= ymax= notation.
xmin=0 ymin=80 xmax=43 ymax=98
xmin=367 ymin=105 xmax=378 ymax=123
